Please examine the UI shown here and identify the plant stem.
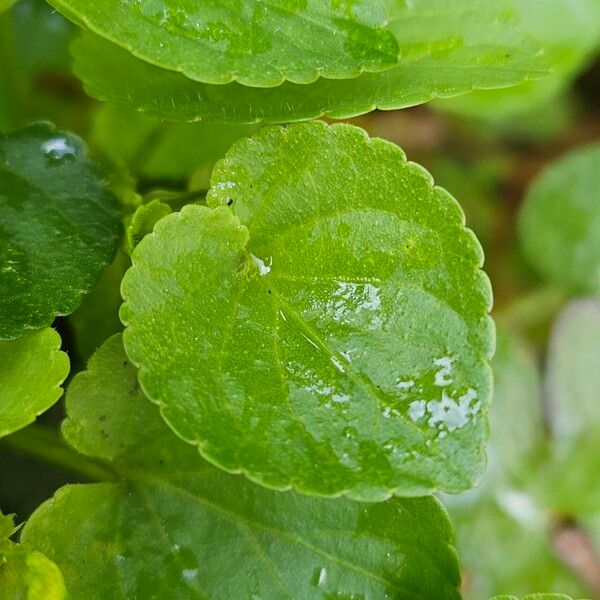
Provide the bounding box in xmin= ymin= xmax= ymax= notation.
xmin=1 ymin=424 xmax=115 ymax=482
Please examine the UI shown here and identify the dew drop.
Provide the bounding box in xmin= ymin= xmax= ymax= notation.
xmin=42 ymin=137 xmax=76 ymax=164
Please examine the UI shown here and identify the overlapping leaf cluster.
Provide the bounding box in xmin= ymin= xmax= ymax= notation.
xmin=0 ymin=1 xmax=595 ymax=598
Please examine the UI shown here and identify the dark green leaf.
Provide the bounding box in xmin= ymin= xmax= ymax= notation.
xmin=22 ymin=334 xmax=462 ymax=599
xmin=0 ymin=122 xmax=121 ymax=339
xmin=120 ymin=122 xmax=494 ymax=500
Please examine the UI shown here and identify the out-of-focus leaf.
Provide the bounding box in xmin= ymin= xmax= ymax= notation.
xmin=91 ymin=105 xmax=256 ymax=183
xmin=69 ymin=249 xmax=130 ymax=365
xmin=519 ymin=144 xmax=600 ymax=294
xmin=439 ymin=0 xmax=600 ymax=133
xmin=546 ymin=299 xmax=600 ymax=436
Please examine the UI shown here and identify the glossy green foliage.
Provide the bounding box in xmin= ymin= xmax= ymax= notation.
xmin=440 ymin=0 xmax=600 ymax=126
xmin=519 ymin=144 xmax=600 ymax=294
xmin=46 ymin=0 xmax=400 ymax=87
xmin=0 ymin=123 xmax=121 ymax=339
xmin=21 ymin=335 xmax=462 ymax=600
xmin=120 ymin=122 xmax=494 ymax=500
xmin=71 ymin=0 xmax=548 ymax=124
xmin=0 ymin=512 xmax=66 ymax=599
xmin=0 ymin=328 xmax=69 ymax=438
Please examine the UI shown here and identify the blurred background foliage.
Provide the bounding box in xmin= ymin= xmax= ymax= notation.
xmin=1 ymin=0 xmax=600 ymax=597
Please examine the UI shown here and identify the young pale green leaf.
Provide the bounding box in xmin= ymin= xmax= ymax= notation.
xmin=0 ymin=328 xmax=69 ymax=438
xmin=519 ymin=144 xmax=600 ymax=294
xmin=120 ymin=122 xmax=494 ymax=500
xmin=46 ymin=0 xmax=399 ymax=87
xmin=546 ymin=300 xmax=600 ymax=437
xmin=0 ymin=0 xmax=15 ymax=15
xmin=126 ymin=200 xmax=172 ymax=254
xmin=72 ymin=0 xmax=549 ymax=124
xmin=0 ymin=512 xmax=66 ymax=600
xmin=0 ymin=122 xmax=121 ymax=340
xmin=22 ymin=334 xmax=462 ymax=599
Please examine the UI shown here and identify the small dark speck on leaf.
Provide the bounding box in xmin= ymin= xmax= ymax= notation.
xmin=227 ymin=199 xmax=233 ymax=206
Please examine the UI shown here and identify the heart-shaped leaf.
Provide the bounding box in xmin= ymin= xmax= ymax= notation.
xmin=0 ymin=122 xmax=121 ymax=339
xmin=0 ymin=328 xmax=69 ymax=438
xmin=120 ymin=122 xmax=494 ymax=500
xmin=519 ymin=143 xmax=600 ymax=294
xmin=46 ymin=0 xmax=400 ymax=87
xmin=21 ymin=334 xmax=462 ymax=599
xmin=71 ymin=0 xmax=549 ymax=124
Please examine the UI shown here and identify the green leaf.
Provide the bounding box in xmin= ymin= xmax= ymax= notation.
xmin=120 ymin=122 xmax=494 ymax=500
xmin=546 ymin=300 xmax=600 ymax=437
xmin=22 ymin=334 xmax=462 ymax=599
xmin=71 ymin=0 xmax=549 ymax=124
xmin=491 ymin=596 xmax=582 ymax=600
xmin=438 ymin=0 xmax=600 ymax=126
xmin=531 ymin=300 xmax=600 ymax=515
xmin=450 ymin=494 xmax=587 ymax=600
xmin=46 ymin=0 xmax=400 ymax=87
xmin=450 ymin=494 xmax=586 ymax=600
xmin=519 ymin=143 xmax=600 ymax=294
xmin=0 ymin=122 xmax=122 ymax=340
xmin=91 ymin=105 xmax=256 ymax=183
xmin=0 ymin=0 xmax=15 ymax=15
xmin=126 ymin=200 xmax=172 ymax=254
xmin=0 ymin=512 xmax=67 ymax=600
xmin=488 ymin=328 xmax=544 ymax=482
xmin=0 ymin=328 xmax=69 ymax=438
